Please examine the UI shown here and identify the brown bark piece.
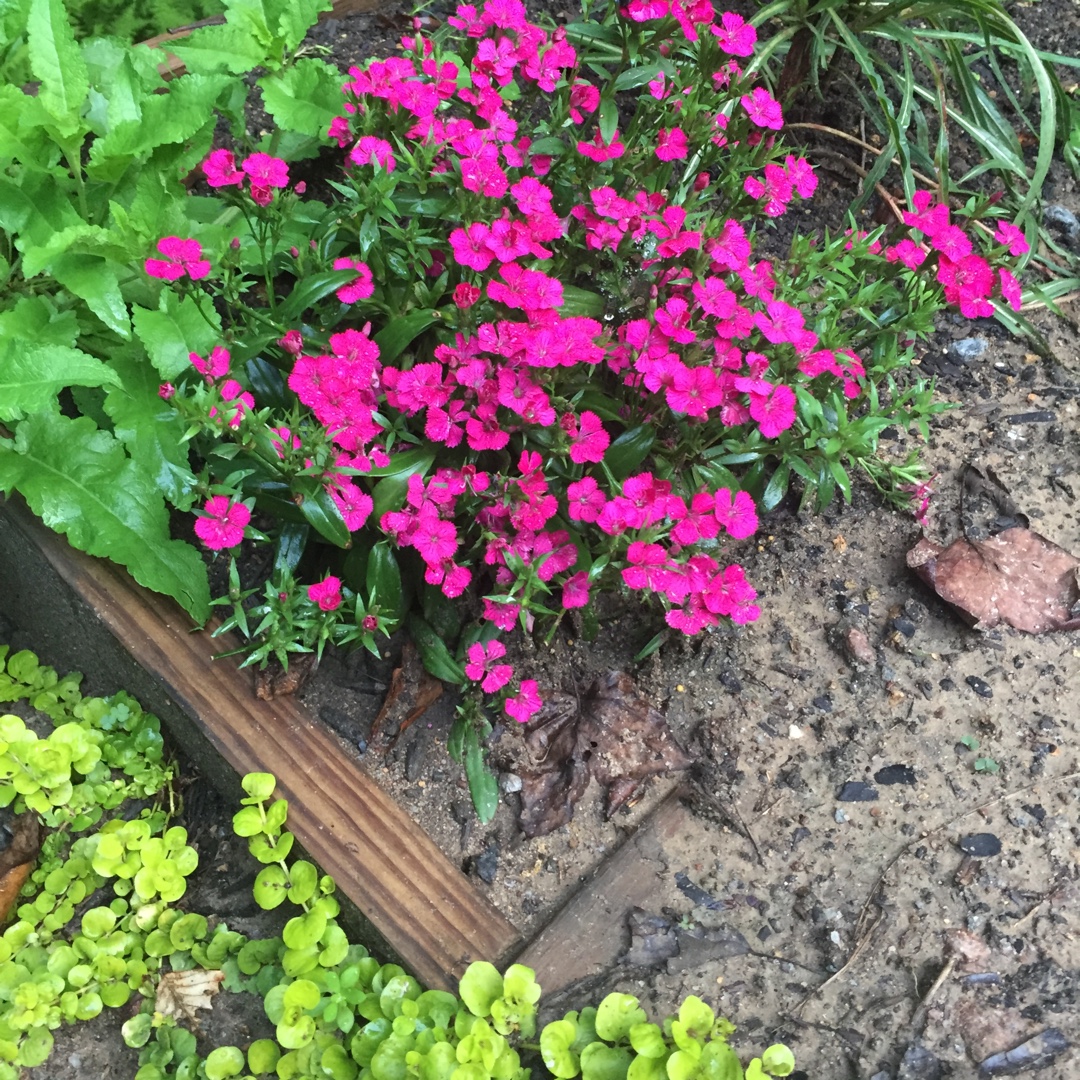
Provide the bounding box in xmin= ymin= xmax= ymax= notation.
xmin=370 ymin=642 xmax=442 ymax=744
xmin=908 ymin=528 xmax=1080 ymax=634
xmin=254 ymin=652 xmax=318 ymax=700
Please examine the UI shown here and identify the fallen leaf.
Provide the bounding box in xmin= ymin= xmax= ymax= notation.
xmin=370 ymin=642 xmax=443 ymax=744
xmin=0 ymin=813 xmax=41 ymax=927
xmin=907 ymin=529 xmax=1080 ymax=633
xmin=254 ymin=652 xmax=318 ymax=699
xmin=515 ymin=673 xmax=693 ymax=837
xmin=624 ymin=909 xmax=679 ymax=967
xmin=155 ymin=969 xmax=225 ymax=1027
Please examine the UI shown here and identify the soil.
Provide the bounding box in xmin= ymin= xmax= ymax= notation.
xmin=12 ymin=1 xmax=1080 ymax=1078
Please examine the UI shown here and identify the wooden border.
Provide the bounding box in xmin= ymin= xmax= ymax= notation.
xmin=0 ymin=498 xmax=521 ymax=990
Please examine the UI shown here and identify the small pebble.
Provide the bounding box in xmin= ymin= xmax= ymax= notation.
xmin=812 ymin=694 xmax=833 ymax=712
xmin=834 ymin=808 xmax=849 ymax=824
xmin=501 ymin=772 xmax=523 ymax=794
xmin=1044 ymin=204 xmax=1080 ymax=250
xmin=966 ymin=675 xmax=993 ymax=699
xmin=788 ymin=724 xmax=804 ymax=739
xmin=893 ymin=616 xmax=917 ymax=638
xmin=837 ymin=781 xmax=878 ymax=802
xmin=958 ymin=832 xmax=1002 ymax=857
xmin=875 ymin=764 xmax=916 ymax=786
xmin=474 ymin=844 xmax=499 ymax=884
xmin=949 ymin=337 xmax=988 ymax=363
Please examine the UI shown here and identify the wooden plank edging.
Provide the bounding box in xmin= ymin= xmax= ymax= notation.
xmin=0 ymin=499 xmax=522 ymax=990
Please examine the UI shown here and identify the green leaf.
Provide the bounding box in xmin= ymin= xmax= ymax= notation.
xmin=27 ymin=0 xmax=88 ymax=133
xmin=598 ymin=96 xmax=618 ymax=145
xmin=278 ymin=268 xmax=357 ymax=322
xmin=99 ymin=74 xmax=232 ymax=158
xmin=0 ymin=411 xmax=210 ymax=621
xmin=259 ymin=59 xmax=343 ymax=138
xmin=560 ymin=286 xmax=605 ymax=318
xmin=168 ymin=23 xmax=269 ymax=75
xmin=273 ymin=0 xmax=333 ymax=53
xmin=580 ymin=1044 xmax=631 ymax=1080
xmin=366 ymin=541 xmax=402 ymax=618
xmin=605 ymin=425 xmax=654 ymax=481
xmin=464 ymin=724 xmax=498 ymax=824
xmin=0 ymin=339 xmax=120 ymax=421
xmin=760 ymin=463 xmax=789 ymax=512
xmin=459 ymin=962 xmax=502 ymax=1018
xmin=205 ymin=1046 xmax=245 ymax=1080
xmin=595 ymin=993 xmax=647 ymax=1043
xmin=132 ymin=292 xmax=222 ymax=382
xmin=50 ymin=255 xmax=130 ymax=339
xmin=298 ymin=484 xmax=351 ymax=548
xmin=760 ymin=1045 xmax=794 ymax=1077
xmin=373 ymin=311 xmax=439 ymax=365
xmin=103 ymin=350 xmax=198 ymax=509
xmin=407 ymin=614 xmax=464 ymax=684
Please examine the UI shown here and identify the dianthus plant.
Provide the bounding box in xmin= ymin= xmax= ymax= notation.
xmin=156 ymin=0 xmax=1026 ymax=749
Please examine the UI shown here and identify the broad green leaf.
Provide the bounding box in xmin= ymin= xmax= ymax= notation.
xmin=408 ymin=614 xmax=464 ymax=684
xmin=0 ymin=411 xmax=210 ymax=621
xmin=0 ymin=84 xmax=55 ymax=167
xmin=366 ymin=541 xmax=402 ymax=618
xmin=27 ymin=0 xmax=88 ymax=134
xmin=99 ymin=74 xmax=232 ymax=158
xmin=605 ymin=425 xmax=654 ymax=481
xmin=103 ymin=350 xmax=198 ymax=509
xmin=50 ymin=254 xmax=130 ymax=338
xmin=298 ymin=485 xmax=351 ymax=548
xmin=464 ymin=724 xmax=498 ymax=824
xmin=278 ymin=268 xmax=357 ymax=322
xmin=21 ymin=223 xmax=116 ymax=278
xmin=581 ymin=1044 xmax=631 ymax=1080
xmin=559 ymin=286 xmax=605 ymax=318
xmin=133 ymin=291 xmax=222 ymax=381
xmin=273 ymin=0 xmax=332 ymax=53
xmin=0 ymin=297 xmax=77 ymax=347
xmin=259 ymin=59 xmax=342 ymax=138
xmin=168 ymin=24 xmax=269 ymax=75
xmin=373 ymin=311 xmax=438 ymax=365
xmin=0 ymin=339 xmax=120 ymax=421
xmin=458 ymin=962 xmax=502 ymax=1018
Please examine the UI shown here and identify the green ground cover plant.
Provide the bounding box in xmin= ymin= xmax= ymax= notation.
xmin=0 ymin=0 xmax=1032 ymax=814
xmin=0 ymin=648 xmax=795 ymax=1080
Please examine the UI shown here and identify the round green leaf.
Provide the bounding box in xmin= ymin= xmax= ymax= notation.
xmin=283 ymin=908 xmax=327 ymax=951
xmin=581 ymin=1043 xmax=632 ymax=1080
xmin=122 ymin=1012 xmax=154 ymax=1048
xmin=242 ymin=772 xmax=277 ymax=800
xmin=247 ymin=1039 xmax=281 ymax=1074
xmin=458 ymin=961 xmax=502 ymax=1018
xmin=595 ymin=993 xmax=647 ymax=1043
xmin=205 ymin=1045 xmax=245 ymax=1079
xmin=761 ymin=1045 xmax=795 ymax=1077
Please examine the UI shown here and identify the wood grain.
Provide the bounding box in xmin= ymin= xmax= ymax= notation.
xmin=515 ymin=791 xmax=691 ymax=997
xmin=2 ymin=498 xmax=521 ymax=990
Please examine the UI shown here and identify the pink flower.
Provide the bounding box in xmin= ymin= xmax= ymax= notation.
xmin=655 ymin=127 xmax=689 ymax=161
xmin=194 ymin=496 xmax=249 ymax=550
xmin=453 ymin=283 xmax=481 ymax=308
xmin=714 ymin=488 xmax=758 ymax=539
xmin=561 ymin=572 xmax=590 ymax=609
xmin=885 ymin=238 xmax=927 ymax=271
xmin=333 ymin=257 xmax=374 ymax=303
xmin=999 ymin=267 xmax=1022 ymax=311
xmin=350 ymin=135 xmax=396 ymax=171
xmin=994 ymin=221 xmax=1029 ymax=256
xmin=202 ymin=149 xmax=243 ymax=188
xmin=242 ymin=152 xmax=289 ymax=189
xmin=567 ymin=476 xmax=606 ymax=522
xmin=278 ymin=329 xmax=304 ymax=356
xmin=711 ymin=11 xmax=756 ymax=55
xmin=741 ymin=87 xmax=783 ymax=130
xmin=748 ymin=382 xmax=796 ymax=438
xmin=465 ymin=640 xmax=514 ymax=693
xmin=307 ymin=575 xmax=342 ymax=612
xmin=158 ymin=382 xmax=175 ymax=399
xmin=190 ymin=345 xmax=230 ymax=379
xmin=505 ymin=679 xmax=542 ymax=723
xmin=567 ymin=411 xmax=609 ymax=464
xmin=145 ymin=237 xmax=211 ymax=281
xmin=576 ymin=128 xmax=625 ymax=162
xmin=412 ymin=511 xmax=458 ymax=564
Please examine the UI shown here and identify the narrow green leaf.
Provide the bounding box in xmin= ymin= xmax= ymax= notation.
xmin=366 ymin=541 xmax=402 ymax=619
xmin=0 ymin=412 xmax=210 ymax=620
xmin=464 ymin=725 xmax=498 ymax=824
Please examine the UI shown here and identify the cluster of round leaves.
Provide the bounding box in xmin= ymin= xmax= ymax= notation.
xmin=0 ymin=648 xmax=183 ymax=1077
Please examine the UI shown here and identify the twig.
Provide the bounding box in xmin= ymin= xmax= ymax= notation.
xmin=793 ymin=906 xmax=884 ymax=1014
xmin=786 ymin=122 xmax=940 ymax=189
xmin=810 ymin=149 xmax=905 ymax=225
xmin=907 ymin=955 xmax=957 ymax=1036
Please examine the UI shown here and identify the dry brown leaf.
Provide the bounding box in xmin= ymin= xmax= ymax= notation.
xmin=908 ymin=529 xmax=1080 ymax=633
xmin=370 ymin=642 xmax=442 ymax=745
xmin=155 ymin=969 xmax=225 ymax=1026
xmin=516 ymin=672 xmax=694 ymax=837
xmin=254 ymin=652 xmax=318 ymax=699
xmin=0 ymin=813 xmax=41 ymax=927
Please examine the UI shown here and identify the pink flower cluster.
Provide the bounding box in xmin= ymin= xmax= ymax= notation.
xmin=186 ymin=345 xmax=255 ymax=430
xmin=202 ymin=150 xmax=292 ymax=207
xmin=896 ymin=191 xmax=1025 ymax=316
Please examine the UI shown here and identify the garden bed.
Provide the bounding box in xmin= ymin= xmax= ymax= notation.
xmin=3 ymin=0 xmax=1080 ymax=1075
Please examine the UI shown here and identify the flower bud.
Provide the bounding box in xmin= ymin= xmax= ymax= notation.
xmin=694 ymin=171 xmax=710 ymax=192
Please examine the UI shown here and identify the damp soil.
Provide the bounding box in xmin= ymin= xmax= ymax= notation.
xmin=20 ymin=0 xmax=1080 ymax=1077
